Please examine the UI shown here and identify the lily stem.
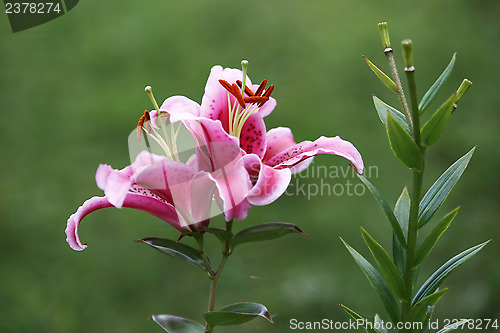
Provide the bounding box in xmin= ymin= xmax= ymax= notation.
xmin=401 ymin=60 xmax=425 ymax=320
xmin=204 ymin=219 xmax=234 ymax=333
xmin=384 ymin=48 xmax=414 ymax=136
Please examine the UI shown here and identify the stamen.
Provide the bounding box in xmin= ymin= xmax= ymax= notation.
xmin=231 ymin=83 xmax=246 ymax=109
xmin=137 ymin=114 xmax=146 ymax=140
xmin=145 ymin=86 xmax=160 ymax=114
xmin=259 ymin=84 xmax=274 ymax=106
xmin=254 ymin=79 xmax=267 ymax=96
xmin=236 ymin=80 xmax=254 ymax=96
xmin=219 ymin=79 xmax=234 ymax=94
xmin=243 ymin=96 xmax=269 ymax=104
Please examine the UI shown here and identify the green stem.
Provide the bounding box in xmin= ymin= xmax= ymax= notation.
xmin=384 ymin=48 xmax=414 ymax=136
xmin=401 ymin=62 xmax=425 ymax=320
xmin=204 ymin=220 xmax=234 ymax=333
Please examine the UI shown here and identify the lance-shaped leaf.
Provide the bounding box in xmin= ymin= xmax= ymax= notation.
xmin=340 ymin=304 xmax=378 ymax=333
xmin=386 ymin=113 xmax=424 ymax=171
xmin=229 ymin=222 xmax=306 ymax=248
xmin=151 ymin=315 xmax=204 ymax=333
xmin=393 ymin=187 xmax=410 ymax=274
xmin=419 ymin=148 xmax=475 ymax=227
xmin=361 ymin=227 xmax=407 ymax=301
xmin=203 ymin=302 xmax=273 ymax=327
xmin=364 ymin=56 xmax=398 ymax=92
xmin=203 ymin=228 xmax=233 ymax=243
xmin=413 ymin=207 xmax=460 ymax=267
xmin=373 ymin=95 xmax=410 ymax=133
xmin=412 ymin=241 xmax=489 ymax=305
xmin=341 ymin=238 xmax=400 ymax=323
xmin=436 ymin=319 xmax=471 ymax=333
xmin=421 ymin=93 xmax=458 ymax=147
xmin=419 ymin=53 xmax=456 ymax=114
xmin=419 ymin=305 xmax=435 ymax=333
xmin=358 ymin=174 xmax=407 ymax=247
xmin=401 ymin=289 xmax=448 ymax=333
xmin=135 ymin=237 xmax=205 ymax=270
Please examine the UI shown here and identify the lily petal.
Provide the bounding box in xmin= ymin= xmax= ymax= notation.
xmin=239 ymin=113 xmax=267 ymax=158
xmin=242 ymin=154 xmax=292 ymax=206
xmin=65 ymin=193 xmax=183 ymax=251
xmin=265 ymin=136 xmax=364 ymax=174
xmin=95 ymin=164 xmax=133 ymax=208
xmin=263 ymin=127 xmax=297 ymax=163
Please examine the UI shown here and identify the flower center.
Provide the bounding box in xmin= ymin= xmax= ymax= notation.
xmin=218 ymin=61 xmax=274 ymax=139
xmin=136 ymin=86 xmax=182 ymax=162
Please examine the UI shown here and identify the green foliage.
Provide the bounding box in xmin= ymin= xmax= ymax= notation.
xmin=418 ymin=148 xmax=475 ymax=227
xmin=229 ymin=222 xmax=306 ymax=249
xmin=436 ymin=319 xmax=471 ymax=333
xmin=386 ymin=113 xmax=424 ymax=171
xmin=412 ymin=241 xmax=490 ymax=306
xmin=419 ymin=53 xmax=456 ymax=115
xmin=151 ymin=315 xmax=204 ymax=333
xmin=372 ymin=95 xmax=410 ymax=133
xmin=341 ymin=238 xmax=400 ymax=323
xmin=421 ymin=93 xmax=458 ymax=147
xmin=393 ymin=188 xmax=410 ymax=274
xmin=135 ymin=237 xmax=206 ymax=270
xmin=203 ymin=302 xmax=273 ymax=327
xmin=340 ymin=304 xmax=379 ymax=333
xmin=361 ymin=227 xmax=407 ymax=301
xmin=364 ymin=56 xmax=398 ymax=92
xmin=413 ymin=207 xmax=459 ymax=267
xmin=357 ymin=174 xmax=407 ymax=247
xmin=402 ymin=289 xmax=448 ymax=333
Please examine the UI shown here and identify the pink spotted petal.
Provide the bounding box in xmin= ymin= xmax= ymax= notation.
xmin=263 ymin=127 xmax=297 ymax=163
xmin=65 ymin=194 xmax=183 ymax=251
xmin=265 ymin=136 xmax=364 ymax=174
xmin=239 ymin=113 xmax=267 ymax=158
xmin=242 ymin=154 xmax=292 ymax=206
xmin=200 ymin=66 xmax=252 ymax=130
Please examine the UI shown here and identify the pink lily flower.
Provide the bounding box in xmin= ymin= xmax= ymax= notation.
xmin=153 ymin=64 xmax=364 ymax=217
xmin=65 ymin=151 xmax=217 ymax=251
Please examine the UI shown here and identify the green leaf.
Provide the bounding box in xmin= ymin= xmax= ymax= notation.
xmin=419 ymin=53 xmax=456 ymax=114
xmin=341 ymin=238 xmax=400 ymax=323
xmin=393 ymin=187 xmax=410 ymax=274
xmin=151 ymin=315 xmax=204 ymax=333
xmin=421 ymin=93 xmax=458 ymax=147
xmin=413 ymin=207 xmax=460 ymax=267
xmin=412 ymin=241 xmax=489 ymax=305
xmin=436 ymin=319 xmax=471 ymax=333
xmin=418 ymin=148 xmax=475 ymax=227
xmin=361 ymin=227 xmax=407 ymax=301
xmin=372 ymin=95 xmax=410 ymax=133
xmin=203 ymin=228 xmax=233 ymax=243
xmin=357 ymin=174 xmax=407 ymax=248
xmin=135 ymin=237 xmax=205 ymax=270
xmin=203 ymin=302 xmax=273 ymax=327
xmin=419 ymin=305 xmax=435 ymax=333
xmin=386 ymin=113 xmax=424 ymax=171
xmin=364 ymin=56 xmax=398 ymax=92
xmin=229 ymin=222 xmax=306 ymax=248
xmin=402 ymin=289 xmax=448 ymax=333
xmin=340 ymin=304 xmax=378 ymax=333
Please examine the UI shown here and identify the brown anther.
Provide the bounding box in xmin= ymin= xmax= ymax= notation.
xmin=254 ymin=79 xmax=267 ymax=96
xmin=219 ymin=79 xmax=234 ymax=94
xmin=236 ymin=80 xmax=254 ymax=96
xmin=243 ymin=96 xmax=269 ymax=104
xmin=231 ymin=83 xmax=246 ymax=108
xmin=137 ymin=114 xmax=146 ymax=140
xmin=259 ymin=84 xmax=274 ymax=106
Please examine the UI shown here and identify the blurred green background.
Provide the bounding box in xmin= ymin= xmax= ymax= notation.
xmin=1 ymin=0 xmax=499 ymax=332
